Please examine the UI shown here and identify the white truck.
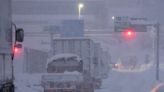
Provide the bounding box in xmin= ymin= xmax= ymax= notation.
xmin=0 ymin=0 xmax=14 ymax=91
xmin=42 ymin=53 xmax=94 ymax=92
xmin=48 ymin=38 xmax=110 ymax=89
xmin=51 ymin=38 xmax=95 ymax=74
xmin=41 ymin=37 xmax=111 ymax=91
xmin=0 ymin=0 xmax=24 ymax=91
xmin=42 ymin=37 xmax=110 ymax=92
xmin=0 ymin=0 xmax=12 ymax=79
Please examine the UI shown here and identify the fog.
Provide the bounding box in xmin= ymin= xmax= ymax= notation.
xmin=9 ymin=0 xmax=164 ymax=92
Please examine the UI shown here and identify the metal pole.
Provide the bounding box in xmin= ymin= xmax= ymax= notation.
xmin=11 ymin=22 xmax=17 ymax=81
xmin=49 ymin=31 xmax=54 ymax=57
xmin=11 ymin=56 xmax=14 ymax=81
xmin=2 ymin=54 xmax=6 ymax=81
xmin=156 ymin=23 xmax=160 ymax=80
xmin=79 ymin=7 xmax=81 ymax=19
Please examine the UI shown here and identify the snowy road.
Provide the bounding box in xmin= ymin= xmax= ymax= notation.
xmin=14 ymin=66 xmax=164 ymax=92
xmin=96 ymin=68 xmax=160 ymax=92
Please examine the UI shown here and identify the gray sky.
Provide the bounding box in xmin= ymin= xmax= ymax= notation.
xmin=12 ymin=0 xmax=164 ymax=27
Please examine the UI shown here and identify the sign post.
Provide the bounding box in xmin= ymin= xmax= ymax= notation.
xmin=114 ymin=16 xmax=160 ymax=80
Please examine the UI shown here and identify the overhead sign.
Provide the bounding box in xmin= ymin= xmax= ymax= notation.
xmin=61 ymin=19 xmax=84 ymax=37
xmin=114 ymin=16 xmax=131 ymax=32
xmin=114 ymin=16 xmax=147 ymax=32
xmin=130 ymin=24 xmax=147 ymax=32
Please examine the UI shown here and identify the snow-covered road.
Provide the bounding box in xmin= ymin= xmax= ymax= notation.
xmin=96 ymin=67 xmax=162 ymax=92
xmin=14 ymin=66 xmax=164 ymax=92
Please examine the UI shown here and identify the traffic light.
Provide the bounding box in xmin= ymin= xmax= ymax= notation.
xmin=122 ymin=27 xmax=137 ymax=40
xmin=13 ymin=44 xmax=22 ymax=54
xmin=13 ymin=46 xmax=19 ymax=54
xmin=16 ymin=28 xmax=24 ymax=42
xmin=14 ymin=47 xmax=18 ymax=53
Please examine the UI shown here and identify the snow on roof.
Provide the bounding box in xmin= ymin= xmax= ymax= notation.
xmin=46 ymin=53 xmax=81 ymax=69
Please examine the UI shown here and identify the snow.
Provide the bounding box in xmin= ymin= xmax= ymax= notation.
xmin=14 ymin=72 xmax=83 ymax=92
xmin=95 ymin=65 xmax=164 ymax=92
xmin=14 ymin=64 xmax=164 ymax=92
xmin=14 ymin=74 xmax=43 ymax=92
xmin=112 ymin=62 xmax=154 ymax=73
xmin=13 ymin=17 xmax=163 ymax=92
xmin=46 ymin=53 xmax=81 ymax=68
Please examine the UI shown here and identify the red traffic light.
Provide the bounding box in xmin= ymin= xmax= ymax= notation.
xmin=122 ymin=28 xmax=136 ymax=40
xmin=14 ymin=47 xmax=19 ymax=53
xmin=13 ymin=43 xmax=22 ymax=53
xmin=127 ymin=31 xmax=132 ymax=36
xmin=13 ymin=47 xmax=19 ymax=54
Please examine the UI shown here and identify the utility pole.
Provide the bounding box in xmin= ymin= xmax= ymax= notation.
xmin=156 ymin=23 xmax=160 ymax=81
xmin=50 ymin=30 xmax=54 ymax=56
xmin=2 ymin=54 xmax=6 ymax=81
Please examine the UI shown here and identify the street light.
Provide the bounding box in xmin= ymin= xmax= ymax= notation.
xmin=112 ymin=16 xmax=115 ymax=20
xmin=78 ymin=3 xmax=84 ymax=19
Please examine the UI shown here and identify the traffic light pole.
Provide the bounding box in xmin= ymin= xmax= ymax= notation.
xmin=2 ymin=54 xmax=6 ymax=81
xmin=156 ymin=23 xmax=160 ymax=81
xmin=114 ymin=16 xmax=160 ymax=80
xmin=146 ymin=23 xmax=160 ymax=81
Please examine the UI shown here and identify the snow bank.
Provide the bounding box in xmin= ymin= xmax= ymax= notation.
xmin=112 ymin=62 xmax=154 ymax=73
xmin=96 ymin=65 xmax=164 ymax=92
xmin=14 ymin=74 xmax=43 ymax=92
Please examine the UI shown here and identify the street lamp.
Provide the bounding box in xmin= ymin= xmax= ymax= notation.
xmin=78 ymin=3 xmax=84 ymax=19
xmin=112 ymin=16 xmax=115 ymax=20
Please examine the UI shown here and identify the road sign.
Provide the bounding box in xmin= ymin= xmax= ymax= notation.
xmin=61 ymin=20 xmax=84 ymax=37
xmin=114 ymin=16 xmax=131 ymax=32
xmin=130 ymin=24 xmax=147 ymax=32
xmin=114 ymin=16 xmax=147 ymax=32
